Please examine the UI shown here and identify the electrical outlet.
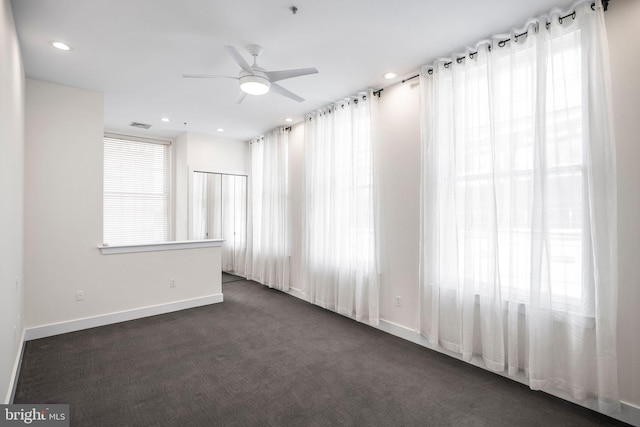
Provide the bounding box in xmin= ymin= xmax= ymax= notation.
xmin=75 ymin=290 xmax=85 ymax=301
xmin=169 ymin=278 xmax=176 ymax=288
xmin=395 ymin=295 xmax=402 ymax=307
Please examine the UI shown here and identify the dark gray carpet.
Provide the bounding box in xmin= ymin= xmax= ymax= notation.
xmin=14 ymin=280 xmax=627 ymax=427
xmin=222 ymin=272 xmax=245 ymax=283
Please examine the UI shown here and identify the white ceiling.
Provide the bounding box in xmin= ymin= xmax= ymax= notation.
xmin=11 ymin=0 xmax=577 ymax=141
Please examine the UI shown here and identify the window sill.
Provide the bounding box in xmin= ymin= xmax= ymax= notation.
xmin=98 ymin=239 xmax=224 ymax=255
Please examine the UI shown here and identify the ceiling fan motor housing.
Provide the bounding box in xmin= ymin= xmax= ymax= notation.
xmin=239 ymin=69 xmax=270 ymax=95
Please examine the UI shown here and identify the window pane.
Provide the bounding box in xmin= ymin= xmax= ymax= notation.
xmin=103 ymin=137 xmax=170 ymax=245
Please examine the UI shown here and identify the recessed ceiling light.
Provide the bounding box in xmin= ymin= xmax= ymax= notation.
xmin=285 ymin=117 xmax=293 ymax=123
xmin=383 ymin=72 xmax=396 ymax=79
xmin=50 ymin=41 xmax=71 ymax=51
xmin=217 ymin=128 xmax=224 ymax=132
xmin=161 ymin=117 xmax=170 ymax=122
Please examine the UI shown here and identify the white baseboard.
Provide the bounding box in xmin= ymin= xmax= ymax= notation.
xmin=5 ymin=329 xmax=26 ymax=404
xmin=377 ymin=319 xmax=640 ymax=427
xmin=24 ymin=294 xmax=224 ymax=341
xmin=621 ymin=401 xmax=640 ymax=427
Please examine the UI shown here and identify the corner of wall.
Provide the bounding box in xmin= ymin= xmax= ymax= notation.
xmin=1 ymin=0 xmax=26 ymax=403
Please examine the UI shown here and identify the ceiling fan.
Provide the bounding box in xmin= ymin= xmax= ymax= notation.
xmin=183 ymin=44 xmax=319 ymax=103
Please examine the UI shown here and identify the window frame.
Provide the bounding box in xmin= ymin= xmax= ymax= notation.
xmin=431 ymin=32 xmax=590 ymax=316
xmin=103 ymin=133 xmax=173 ymax=246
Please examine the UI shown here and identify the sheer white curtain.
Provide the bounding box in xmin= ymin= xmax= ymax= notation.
xmin=245 ymin=128 xmax=290 ymax=290
xmin=191 ymin=171 xmax=208 ymax=240
xmin=304 ymin=92 xmax=379 ymax=325
xmin=419 ymin=0 xmax=618 ymax=413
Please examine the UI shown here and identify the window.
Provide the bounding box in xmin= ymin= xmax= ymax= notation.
xmin=452 ymin=32 xmax=586 ymax=310
xmin=425 ymin=30 xmax=588 ymax=314
xmin=103 ymin=135 xmax=171 ymax=245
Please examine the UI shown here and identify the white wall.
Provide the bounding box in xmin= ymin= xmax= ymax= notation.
xmin=0 ymin=0 xmax=24 ymax=403
xmin=24 ymin=79 xmax=222 ymax=329
xmin=606 ymin=0 xmax=640 ymax=409
xmin=374 ymin=81 xmax=422 ymax=328
xmin=175 ymin=132 xmax=190 ymax=240
xmin=288 ymin=0 xmax=640 ymax=412
xmin=186 ymin=132 xmax=250 ymax=174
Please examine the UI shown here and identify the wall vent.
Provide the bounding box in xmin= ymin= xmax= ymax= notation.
xmin=129 ymin=121 xmax=152 ymax=129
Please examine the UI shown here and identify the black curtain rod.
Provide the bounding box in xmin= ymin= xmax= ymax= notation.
xmin=402 ymin=1 xmax=607 ymax=81
xmin=402 ymin=75 xmax=419 ymax=84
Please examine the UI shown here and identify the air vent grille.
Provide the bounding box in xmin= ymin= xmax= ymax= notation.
xmin=129 ymin=121 xmax=152 ymax=129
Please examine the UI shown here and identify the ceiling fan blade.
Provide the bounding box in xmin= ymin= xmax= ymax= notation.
xmin=265 ymin=68 xmax=319 ymax=83
xmin=235 ymin=91 xmax=248 ymax=104
xmin=182 ymin=74 xmax=238 ymax=79
xmin=270 ymin=83 xmax=305 ymax=103
xmin=224 ymin=46 xmax=253 ymax=75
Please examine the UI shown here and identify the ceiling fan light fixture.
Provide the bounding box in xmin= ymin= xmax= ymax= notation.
xmin=240 ymin=75 xmax=270 ymax=95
